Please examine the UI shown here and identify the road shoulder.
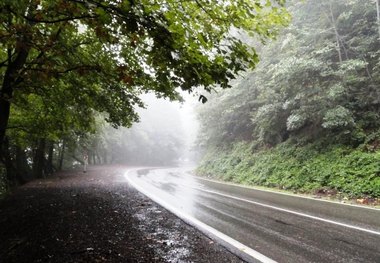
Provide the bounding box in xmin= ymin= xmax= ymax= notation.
xmin=0 ymin=165 xmax=245 ymax=263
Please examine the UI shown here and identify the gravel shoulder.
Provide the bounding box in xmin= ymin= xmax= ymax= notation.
xmin=0 ymin=165 xmax=245 ymax=263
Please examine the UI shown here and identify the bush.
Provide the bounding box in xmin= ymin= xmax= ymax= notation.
xmin=196 ymin=140 xmax=380 ymax=198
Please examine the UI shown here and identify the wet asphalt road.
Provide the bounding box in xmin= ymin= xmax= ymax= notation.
xmin=126 ymin=167 xmax=380 ymax=263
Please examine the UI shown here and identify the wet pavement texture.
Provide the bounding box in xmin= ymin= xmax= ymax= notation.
xmin=0 ymin=166 xmax=245 ymax=263
xmin=128 ymin=167 xmax=380 ymax=263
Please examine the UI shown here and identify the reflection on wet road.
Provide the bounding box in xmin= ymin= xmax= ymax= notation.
xmin=126 ymin=167 xmax=380 ymax=263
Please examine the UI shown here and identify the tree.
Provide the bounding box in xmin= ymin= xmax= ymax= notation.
xmin=196 ymin=0 xmax=380 ymax=198
xmin=0 ymin=0 xmax=289 ymax=155
xmin=197 ymin=0 xmax=380 ymax=148
xmin=376 ymin=0 xmax=380 ymax=39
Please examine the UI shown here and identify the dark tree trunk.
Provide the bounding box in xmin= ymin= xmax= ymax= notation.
xmin=0 ymin=47 xmax=31 ymax=153
xmin=0 ymin=2 xmax=37 ymax=152
xmin=45 ymin=141 xmax=54 ymax=175
xmin=33 ymin=138 xmax=46 ymax=178
xmin=1 ymin=137 xmax=27 ymax=186
xmin=0 ymin=98 xmax=10 ymax=158
xmin=2 ymin=137 xmax=16 ymax=185
xmin=15 ymin=145 xmax=31 ymax=182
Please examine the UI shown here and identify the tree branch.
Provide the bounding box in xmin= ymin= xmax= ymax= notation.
xmin=8 ymin=7 xmax=97 ymax=24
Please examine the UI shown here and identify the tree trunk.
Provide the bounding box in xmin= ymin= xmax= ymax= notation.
xmin=0 ymin=98 xmax=11 ymax=158
xmin=45 ymin=141 xmax=54 ymax=175
xmin=0 ymin=3 xmax=37 ymax=152
xmin=0 ymin=47 xmax=31 ymax=153
xmin=376 ymin=0 xmax=380 ymax=40
xmin=1 ymin=137 xmax=29 ymax=186
xmin=103 ymin=150 xmax=108 ymax=164
xmin=15 ymin=145 xmax=31 ymax=182
xmin=2 ymin=137 xmax=16 ymax=186
xmin=58 ymin=140 xmax=65 ymax=171
xmin=88 ymin=152 xmax=95 ymax=165
xmin=328 ymin=2 xmax=343 ymax=63
xmin=96 ymin=151 xmax=101 ymax=165
xmin=33 ymin=138 xmax=46 ymax=178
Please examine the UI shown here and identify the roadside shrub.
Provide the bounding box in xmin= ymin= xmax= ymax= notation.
xmin=196 ymin=140 xmax=380 ymax=198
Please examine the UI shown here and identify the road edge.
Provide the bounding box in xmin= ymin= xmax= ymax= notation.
xmin=193 ymin=175 xmax=379 ymax=211
xmin=124 ymin=168 xmax=277 ymax=263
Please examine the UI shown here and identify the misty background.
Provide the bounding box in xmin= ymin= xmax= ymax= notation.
xmin=94 ymin=94 xmax=200 ymax=166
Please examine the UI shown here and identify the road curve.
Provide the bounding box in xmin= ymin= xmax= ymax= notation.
xmin=125 ymin=167 xmax=380 ymax=263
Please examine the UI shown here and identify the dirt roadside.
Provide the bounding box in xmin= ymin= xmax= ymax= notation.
xmin=0 ymin=165 xmax=245 ymax=263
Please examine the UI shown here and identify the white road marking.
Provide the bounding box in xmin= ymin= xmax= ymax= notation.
xmin=193 ymin=187 xmax=380 ymax=236
xmin=125 ymin=169 xmax=277 ymax=263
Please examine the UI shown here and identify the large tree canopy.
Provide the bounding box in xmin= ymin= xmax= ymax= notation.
xmin=196 ymin=0 xmax=380 ymax=198
xmin=197 ymin=0 xmax=380 ymax=148
xmin=0 ymin=0 xmax=289 ymax=151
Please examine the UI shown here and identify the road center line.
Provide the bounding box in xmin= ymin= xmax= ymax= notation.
xmin=125 ymin=170 xmax=277 ymax=263
xmin=193 ymin=187 xmax=380 ymax=236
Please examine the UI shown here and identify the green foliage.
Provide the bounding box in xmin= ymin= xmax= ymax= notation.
xmin=196 ymin=0 xmax=380 ymax=197
xmin=197 ymin=0 xmax=380 ymax=148
xmin=0 ymin=0 xmax=289 ymax=182
xmin=1 ymin=0 xmax=289 ymax=125
xmin=197 ymin=141 xmax=380 ymax=198
xmin=322 ymin=106 xmax=354 ymax=129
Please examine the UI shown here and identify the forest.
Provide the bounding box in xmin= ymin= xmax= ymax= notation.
xmin=0 ymin=0 xmax=288 ymax=194
xmin=2 ymin=0 xmax=379 ymax=200
xmin=196 ymin=0 xmax=380 ymax=198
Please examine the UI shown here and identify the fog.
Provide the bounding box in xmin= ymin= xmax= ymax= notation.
xmin=100 ymin=93 xmax=199 ymax=166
